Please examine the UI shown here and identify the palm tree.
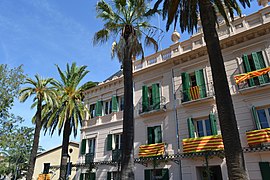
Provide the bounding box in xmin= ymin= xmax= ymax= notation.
xmin=94 ymin=0 xmax=160 ymax=178
xmin=19 ymin=75 xmax=57 ymax=180
xmin=151 ymin=0 xmax=251 ymax=179
xmin=44 ymin=62 xmax=89 ymax=179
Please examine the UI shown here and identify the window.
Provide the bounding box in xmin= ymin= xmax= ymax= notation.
xmin=187 ymin=113 xmax=218 ymax=138
xmin=144 ymin=169 xmax=169 ymax=180
xmin=147 ymin=125 xmax=162 ymax=144
xmin=107 ymin=171 xmax=120 ymax=180
xmin=242 ymin=51 xmax=269 ymax=87
xmin=142 ymin=83 xmax=160 ymax=112
xmin=181 ymin=69 xmax=207 ymax=102
xmin=89 ymin=104 xmax=95 ymax=118
xmin=251 ymin=106 xmax=270 ymax=129
xmin=107 ymin=134 xmax=122 ymax=151
xmin=88 ymin=138 xmax=96 ymax=154
xmin=118 ymin=96 xmax=124 ymax=111
xmin=95 ymin=100 xmax=103 ymax=116
xmin=104 ymin=99 xmax=112 ymax=115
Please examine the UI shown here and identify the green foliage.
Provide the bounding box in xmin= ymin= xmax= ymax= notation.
xmin=0 ymin=64 xmax=25 ymax=116
xmin=0 ymin=115 xmax=35 ymax=177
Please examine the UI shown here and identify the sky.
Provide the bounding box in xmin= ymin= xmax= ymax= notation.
xmin=0 ymin=0 xmax=262 ymax=151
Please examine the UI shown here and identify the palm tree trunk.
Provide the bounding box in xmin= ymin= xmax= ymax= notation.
xmin=121 ymin=26 xmax=135 ymax=179
xmin=26 ymin=100 xmax=42 ymax=180
xmin=59 ymin=118 xmax=71 ymax=180
xmin=198 ymin=0 xmax=249 ymax=179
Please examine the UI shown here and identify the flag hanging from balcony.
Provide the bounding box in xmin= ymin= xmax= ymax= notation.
xmin=189 ymin=86 xmax=200 ymax=100
xmin=138 ymin=143 xmax=165 ymax=158
xmin=234 ymin=67 xmax=270 ymax=84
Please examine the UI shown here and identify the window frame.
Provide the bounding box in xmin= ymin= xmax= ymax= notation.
xmin=256 ymin=107 xmax=270 ymax=129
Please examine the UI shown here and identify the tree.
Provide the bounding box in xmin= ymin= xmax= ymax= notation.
xmin=43 ymin=62 xmax=89 ymax=179
xmin=152 ymin=0 xmax=251 ymax=179
xmin=94 ymin=0 xmax=160 ymax=178
xmin=19 ymin=75 xmax=57 ymax=180
xmin=0 ymin=64 xmax=25 ymax=116
xmin=0 ymin=116 xmax=34 ymax=179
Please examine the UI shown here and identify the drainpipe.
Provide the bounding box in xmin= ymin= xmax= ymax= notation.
xmin=171 ymin=68 xmax=182 ymax=180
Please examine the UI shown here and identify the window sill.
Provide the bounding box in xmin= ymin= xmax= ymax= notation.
xmin=238 ymin=82 xmax=270 ymax=95
xmin=181 ymin=95 xmax=214 ymax=107
xmin=139 ymin=106 xmax=166 ymax=117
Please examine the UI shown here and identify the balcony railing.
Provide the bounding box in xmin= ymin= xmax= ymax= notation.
xmin=182 ymin=135 xmax=224 ymax=153
xmin=181 ymin=83 xmax=214 ymax=103
xmin=85 ymin=153 xmax=95 ymax=164
xmin=138 ymin=96 xmax=166 ymax=114
xmin=138 ymin=143 xmax=165 ymax=158
xmin=112 ymin=149 xmax=121 ymax=162
xmin=246 ymin=128 xmax=270 ymax=146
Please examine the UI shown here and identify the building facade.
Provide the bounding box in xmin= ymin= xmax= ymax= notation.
xmin=78 ymin=4 xmax=270 ymax=180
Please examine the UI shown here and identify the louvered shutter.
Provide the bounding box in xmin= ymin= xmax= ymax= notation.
xmin=152 ymin=83 xmax=160 ymax=110
xmin=144 ymin=169 xmax=151 ymax=180
xmin=181 ymin=72 xmax=191 ymax=102
xmin=257 ymin=52 xmax=270 ymax=83
xmin=259 ymin=162 xmax=270 ymax=180
xmin=107 ymin=172 xmax=111 ymax=180
xmin=252 ymin=52 xmax=265 ymax=84
xmin=242 ymin=54 xmax=255 ymax=86
xmin=209 ymin=113 xmax=218 ymax=135
xmin=142 ymin=85 xmax=149 ymax=112
xmin=81 ymin=139 xmax=86 ymax=155
xmin=112 ymin=95 xmax=118 ymax=112
xmin=162 ymin=169 xmax=169 ymax=180
xmin=251 ymin=106 xmax=261 ymax=130
xmin=95 ymin=100 xmax=103 ymax=116
xmin=80 ymin=173 xmax=84 ymax=180
xmin=195 ymin=69 xmax=206 ymax=98
xmin=107 ymin=134 xmax=113 ymax=151
xmin=187 ymin=117 xmax=195 ymax=138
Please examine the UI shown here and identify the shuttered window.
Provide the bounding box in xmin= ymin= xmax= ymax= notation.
xmin=107 ymin=134 xmax=122 ymax=151
xmin=112 ymin=95 xmax=118 ymax=112
xmin=107 ymin=134 xmax=113 ymax=151
xmin=182 ymin=69 xmax=206 ymax=102
xmin=147 ymin=125 xmax=162 ymax=144
xmin=144 ymin=169 xmax=169 ymax=180
xmin=142 ymin=83 xmax=161 ymax=112
xmin=242 ymin=51 xmax=269 ymax=87
xmin=188 ymin=114 xmax=218 ymax=138
xmin=259 ymin=162 xmax=270 ymax=180
xmin=251 ymin=106 xmax=270 ymax=129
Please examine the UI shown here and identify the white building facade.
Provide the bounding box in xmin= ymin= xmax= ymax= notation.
xmin=78 ymin=4 xmax=270 ymax=180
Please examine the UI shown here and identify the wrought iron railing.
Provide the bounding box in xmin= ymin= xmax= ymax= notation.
xmin=181 ymin=83 xmax=214 ymax=103
xmin=112 ymin=149 xmax=121 ymax=162
xmin=85 ymin=153 xmax=95 ymax=164
xmin=138 ymin=96 xmax=166 ymax=114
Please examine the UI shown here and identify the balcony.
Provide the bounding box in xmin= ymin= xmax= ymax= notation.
xmin=138 ymin=143 xmax=165 ymax=158
xmin=182 ymin=135 xmax=224 ymax=153
xmin=246 ymin=128 xmax=270 ymax=147
xmin=112 ymin=149 xmax=121 ymax=162
xmin=235 ymin=68 xmax=270 ymax=91
xmin=85 ymin=153 xmax=94 ymax=164
xmin=181 ymin=83 xmax=214 ymax=104
xmin=138 ymin=96 xmax=166 ymax=116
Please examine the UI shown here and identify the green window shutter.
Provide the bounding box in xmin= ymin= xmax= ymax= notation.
xmin=162 ymin=169 xmax=169 ymax=180
xmin=112 ymin=95 xmax=118 ymax=112
xmin=209 ymin=113 xmax=218 ymax=135
xmin=257 ymin=52 xmax=270 ymax=83
xmin=107 ymin=172 xmax=111 ymax=180
xmin=80 ymin=173 xmax=84 ymax=180
xmin=81 ymin=139 xmax=86 ymax=155
xmin=195 ymin=69 xmax=206 ymax=98
xmin=251 ymin=106 xmax=261 ymax=130
xmin=107 ymin=134 xmax=113 ymax=151
xmin=147 ymin=127 xmax=154 ymax=144
xmin=95 ymin=100 xmax=103 ymax=116
xmin=259 ymin=162 xmax=270 ymax=180
xmin=152 ymin=83 xmax=160 ymax=110
xmin=142 ymin=85 xmax=149 ymax=112
xmin=242 ymin=54 xmax=255 ymax=86
xmin=252 ymin=52 xmax=265 ymax=84
xmin=187 ymin=117 xmax=195 ymax=138
xmin=154 ymin=126 xmax=162 ymax=143
xmin=181 ymin=72 xmax=191 ymax=102
xmin=144 ymin=169 xmax=151 ymax=180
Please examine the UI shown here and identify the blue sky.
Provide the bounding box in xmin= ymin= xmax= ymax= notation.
xmin=0 ymin=0 xmax=262 ymax=151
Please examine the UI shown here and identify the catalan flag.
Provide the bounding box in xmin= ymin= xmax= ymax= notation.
xmin=138 ymin=143 xmax=165 ymax=158
xmin=234 ymin=67 xmax=270 ymax=84
xmin=246 ymin=128 xmax=270 ymax=146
